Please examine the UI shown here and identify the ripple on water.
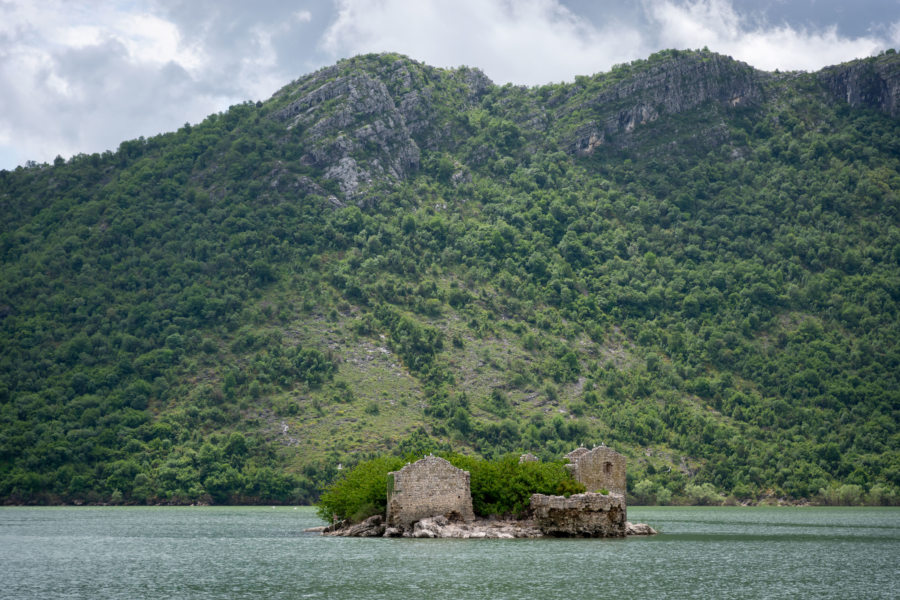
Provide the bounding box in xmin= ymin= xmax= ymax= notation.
xmin=0 ymin=506 xmax=897 ymax=600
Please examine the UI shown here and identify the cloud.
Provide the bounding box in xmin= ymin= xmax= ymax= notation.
xmin=0 ymin=0 xmax=322 ymax=168
xmin=149 ymin=0 xmax=327 ymax=98
xmin=1 ymin=0 xmax=897 ymax=170
xmin=320 ymin=0 xmax=647 ymax=85
xmin=0 ymin=1 xmax=223 ymax=166
xmin=647 ymin=0 xmax=889 ymax=71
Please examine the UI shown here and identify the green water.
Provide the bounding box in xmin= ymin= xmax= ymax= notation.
xmin=1 ymin=506 xmax=897 ymax=599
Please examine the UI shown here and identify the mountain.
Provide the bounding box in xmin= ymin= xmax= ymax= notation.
xmin=1 ymin=49 xmax=898 ymax=506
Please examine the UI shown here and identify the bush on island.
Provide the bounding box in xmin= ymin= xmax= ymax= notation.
xmin=317 ymin=452 xmax=585 ymax=523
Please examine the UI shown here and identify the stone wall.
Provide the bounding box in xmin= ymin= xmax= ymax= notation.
xmin=386 ymin=455 xmax=475 ymax=528
xmin=565 ymin=445 xmax=627 ymax=495
xmin=530 ymin=492 xmax=626 ymax=537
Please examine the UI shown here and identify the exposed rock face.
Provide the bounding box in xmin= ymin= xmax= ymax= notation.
xmin=518 ymin=453 xmax=538 ymax=464
xmin=272 ymin=70 xmax=420 ymax=197
xmin=563 ymin=50 xmax=764 ymax=155
xmin=265 ymin=50 xmax=896 ymax=203
xmin=625 ymin=521 xmax=658 ymax=536
xmin=324 ymin=513 xmax=658 ymax=538
xmin=327 ymin=514 xmax=543 ymax=538
xmin=322 ymin=514 xmax=386 ymax=537
xmin=404 ymin=515 xmax=542 ymax=539
xmin=530 ymin=492 xmax=626 ymax=537
xmin=341 ymin=514 xmax=386 ymax=537
xmin=818 ymin=53 xmax=900 ymax=118
xmin=264 ymin=50 xmax=898 ymax=203
xmin=270 ymin=55 xmax=491 ymax=199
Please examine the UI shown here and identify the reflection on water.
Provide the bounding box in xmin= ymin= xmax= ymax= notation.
xmin=1 ymin=506 xmax=897 ymax=599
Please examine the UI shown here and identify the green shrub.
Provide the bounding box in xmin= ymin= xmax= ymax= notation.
xmin=684 ymin=482 xmax=724 ymax=505
xmin=316 ymin=452 xmax=585 ymax=523
xmin=819 ymin=483 xmax=865 ymax=506
xmin=316 ymin=456 xmax=406 ymax=522
xmin=447 ymin=453 xmax=585 ymax=517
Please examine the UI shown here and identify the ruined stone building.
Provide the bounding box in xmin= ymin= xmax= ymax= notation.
xmin=565 ymin=445 xmax=627 ymax=496
xmin=386 ymin=455 xmax=475 ymax=528
xmin=518 ymin=452 xmax=538 ymax=464
xmin=531 ymin=492 xmax=626 ymax=537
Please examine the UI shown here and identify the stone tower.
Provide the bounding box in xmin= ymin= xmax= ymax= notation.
xmin=565 ymin=445 xmax=627 ymax=496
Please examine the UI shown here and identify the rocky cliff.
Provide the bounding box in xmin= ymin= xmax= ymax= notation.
xmin=558 ymin=49 xmax=765 ymax=155
xmin=264 ymin=50 xmax=773 ymax=198
xmin=266 ymin=49 xmax=899 ymax=200
xmin=819 ymin=52 xmax=900 ymax=118
xmin=270 ymin=54 xmax=491 ymax=197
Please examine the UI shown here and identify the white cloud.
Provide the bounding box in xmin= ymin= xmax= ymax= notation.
xmin=320 ymin=0 xmax=647 ymax=85
xmin=0 ymin=0 xmax=317 ymax=168
xmin=1 ymin=0 xmax=896 ymax=170
xmin=0 ymin=0 xmax=224 ymax=167
xmin=648 ymin=0 xmax=888 ymax=71
xmin=114 ymin=13 xmax=204 ymax=70
xmin=891 ymin=20 xmax=900 ymax=47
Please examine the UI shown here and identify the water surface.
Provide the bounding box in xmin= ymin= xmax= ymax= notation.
xmin=1 ymin=506 xmax=897 ymax=599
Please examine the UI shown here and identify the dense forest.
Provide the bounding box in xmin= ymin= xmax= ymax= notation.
xmin=1 ymin=48 xmax=898 ymax=506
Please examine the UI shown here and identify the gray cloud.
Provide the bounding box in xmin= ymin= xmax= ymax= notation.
xmin=0 ymin=0 xmax=332 ymax=169
xmin=0 ymin=28 xmax=230 ymax=167
xmin=149 ymin=0 xmax=335 ymax=95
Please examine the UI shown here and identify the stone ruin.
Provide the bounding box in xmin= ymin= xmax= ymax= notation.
xmin=386 ymin=455 xmax=475 ymax=528
xmin=322 ymin=447 xmax=651 ymax=538
xmin=521 ymin=445 xmax=629 ymax=537
xmin=531 ymin=492 xmax=626 ymax=537
xmin=564 ymin=445 xmax=627 ymax=496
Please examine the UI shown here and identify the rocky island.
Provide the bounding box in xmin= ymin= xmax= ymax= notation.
xmin=315 ymin=447 xmax=657 ymax=538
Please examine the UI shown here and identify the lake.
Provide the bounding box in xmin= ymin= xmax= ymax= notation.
xmin=1 ymin=506 xmax=897 ymax=599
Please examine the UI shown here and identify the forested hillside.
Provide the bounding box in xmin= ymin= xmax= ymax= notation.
xmin=1 ymin=49 xmax=898 ymax=506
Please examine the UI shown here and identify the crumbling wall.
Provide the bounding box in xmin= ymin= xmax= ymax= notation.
xmin=565 ymin=445 xmax=627 ymax=495
xmin=530 ymin=492 xmax=626 ymax=537
xmin=565 ymin=447 xmax=589 ymax=463
xmin=386 ymin=455 xmax=475 ymax=528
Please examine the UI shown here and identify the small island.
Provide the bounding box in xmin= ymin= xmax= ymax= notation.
xmin=314 ymin=446 xmax=657 ymax=538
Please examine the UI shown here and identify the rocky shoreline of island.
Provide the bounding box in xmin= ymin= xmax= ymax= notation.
xmin=308 ymin=511 xmax=658 ymax=539
xmin=307 ymin=490 xmax=658 ymax=539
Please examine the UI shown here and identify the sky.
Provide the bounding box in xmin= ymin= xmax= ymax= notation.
xmin=1 ymin=0 xmax=898 ymax=170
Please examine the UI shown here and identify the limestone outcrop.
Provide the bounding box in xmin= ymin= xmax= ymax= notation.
xmin=270 ymin=55 xmax=491 ymax=199
xmin=400 ymin=515 xmax=542 ymax=539
xmin=343 ymin=514 xmax=386 ymax=537
xmin=818 ymin=53 xmax=900 ymax=118
xmin=625 ymin=521 xmax=658 ymax=536
xmin=322 ymin=507 xmax=656 ymax=539
xmin=563 ymin=50 xmax=765 ymax=156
